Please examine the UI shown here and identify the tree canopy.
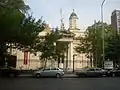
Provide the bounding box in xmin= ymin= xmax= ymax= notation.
xmin=37 ymin=29 xmax=62 ymax=67
xmin=0 ymin=0 xmax=30 ymax=12
xmin=105 ymin=33 xmax=120 ymax=65
xmin=75 ymin=21 xmax=114 ymax=67
xmin=0 ymin=0 xmax=45 ymax=66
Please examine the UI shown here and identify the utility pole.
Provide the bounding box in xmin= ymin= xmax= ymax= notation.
xmin=101 ymin=0 xmax=105 ymax=68
xmin=94 ymin=20 xmax=97 ymax=67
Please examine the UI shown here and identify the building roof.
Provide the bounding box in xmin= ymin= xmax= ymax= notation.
xmin=69 ymin=9 xmax=78 ymax=20
xmin=112 ymin=9 xmax=120 ymax=15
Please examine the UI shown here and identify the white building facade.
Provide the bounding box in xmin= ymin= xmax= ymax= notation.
xmin=14 ymin=10 xmax=91 ymax=70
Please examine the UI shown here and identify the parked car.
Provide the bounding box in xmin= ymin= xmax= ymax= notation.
xmin=106 ymin=68 xmax=120 ymax=77
xmin=33 ymin=67 xmax=64 ymax=78
xmin=76 ymin=68 xmax=107 ymax=77
xmin=0 ymin=66 xmax=20 ymax=77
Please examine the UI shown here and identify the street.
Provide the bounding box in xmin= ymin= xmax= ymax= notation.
xmin=0 ymin=77 xmax=120 ymax=90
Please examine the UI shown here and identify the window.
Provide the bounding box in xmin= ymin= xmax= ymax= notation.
xmin=43 ymin=68 xmax=50 ymax=71
xmin=51 ymin=68 xmax=59 ymax=70
xmin=96 ymin=68 xmax=102 ymax=71
xmin=51 ymin=68 xmax=57 ymax=70
xmin=87 ymin=68 xmax=95 ymax=71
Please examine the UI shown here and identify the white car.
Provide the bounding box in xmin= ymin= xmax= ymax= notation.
xmin=33 ymin=67 xmax=64 ymax=78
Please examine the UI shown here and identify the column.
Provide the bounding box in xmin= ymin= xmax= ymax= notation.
xmin=68 ymin=42 xmax=73 ymax=70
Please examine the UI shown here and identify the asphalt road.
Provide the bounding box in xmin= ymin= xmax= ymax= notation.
xmin=0 ymin=77 xmax=120 ymax=90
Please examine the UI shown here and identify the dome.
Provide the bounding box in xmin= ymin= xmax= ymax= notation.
xmin=69 ymin=10 xmax=78 ymax=20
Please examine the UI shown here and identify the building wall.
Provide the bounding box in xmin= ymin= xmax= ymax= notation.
xmin=111 ymin=12 xmax=118 ymax=31
xmin=72 ymin=40 xmax=90 ymax=69
xmin=15 ymin=49 xmax=60 ymax=70
xmin=111 ymin=10 xmax=120 ymax=32
xmin=12 ymin=35 xmax=90 ymax=70
xmin=16 ymin=50 xmax=42 ymax=70
xmin=10 ymin=21 xmax=89 ymax=70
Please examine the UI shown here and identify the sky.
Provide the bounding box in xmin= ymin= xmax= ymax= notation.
xmin=24 ymin=0 xmax=120 ymax=30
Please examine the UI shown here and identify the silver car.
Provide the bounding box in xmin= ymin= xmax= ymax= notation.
xmin=33 ymin=67 xmax=64 ymax=78
xmin=76 ymin=68 xmax=107 ymax=77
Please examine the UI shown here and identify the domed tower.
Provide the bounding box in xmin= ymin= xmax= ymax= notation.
xmin=69 ymin=9 xmax=79 ymax=30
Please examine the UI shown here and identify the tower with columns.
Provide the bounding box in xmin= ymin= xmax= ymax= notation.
xmin=69 ymin=9 xmax=79 ymax=30
xmin=66 ymin=9 xmax=89 ymax=71
xmin=59 ymin=9 xmax=89 ymax=71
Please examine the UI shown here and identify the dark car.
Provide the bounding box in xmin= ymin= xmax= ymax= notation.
xmin=107 ymin=68 xmax=120 ymax=77
xmin=0 ymin=67 xmax=20 ymax=77
xmin=76 ymin=68 xmax=107 ymax=77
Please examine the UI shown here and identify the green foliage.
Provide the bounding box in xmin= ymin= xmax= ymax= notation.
xmin=15 ymin=16 xmax=45 ymax=51
xmin=38 ymin=29 xmax=71 ymax=67
xmin=0 ymin=0 xmax=45 ymax=66
xmin=0 ymin=8 xmax=45 ymax=50
xmin=56 ymin=41 xmax=68 ymax=65
xmin=56 ymin=30 xmax=74 ymax=65
xmin=105 ymin=34 xmax=120 ymax=64
xmin=56 ymin=42 xmax=68 ymax=56
xmin=0 ymin=0 xmax=30 ymax=13
xmin=39 ymin=29 xmax=61 ymax=61
xmin=75 ymin=21 xmax=114 ymax=67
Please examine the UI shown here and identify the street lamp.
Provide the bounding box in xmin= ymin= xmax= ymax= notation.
xmin=101 ymin=0 xmax=105 ymax=68
xmin=73 ymin=54 xmax=77 ymax=72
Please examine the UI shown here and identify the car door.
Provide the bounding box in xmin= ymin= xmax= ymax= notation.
xmin=86 ymin=68 xmax=95 ymax=76
xmin=95 ymin=68 xmax=102 ymax=76
xmin=40 ymin=68 xmax=51 ymax=77
xmin=50 ymin=68 xmax=56 ymax=76
xmin=50 ymin=68 xmax=59 ymax=76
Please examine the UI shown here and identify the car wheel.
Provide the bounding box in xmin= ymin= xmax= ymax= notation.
xmin=56 ymin=73 xmax=61 ymax=78
xmin=112 ymin=73 xmax=115 ymax=77
xmin=10 ymin=73 xmax=15 ymax=77
xmin=36 ymin=73 xmax=41 ymax=78
xmin=78 ymin=74 xmax=81 ymax=77
xmin=13 ymin=74 xmax=17 ymax=77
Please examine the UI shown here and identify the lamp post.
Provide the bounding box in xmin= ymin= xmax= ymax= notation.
xmin=101 ymin=0 xmax=105 ymax=68
xmin=73 ymin=54 xmax=77 ymax=72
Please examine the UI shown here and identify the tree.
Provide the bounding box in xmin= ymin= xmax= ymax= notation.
xmin=0 ymin=0 xmax=45 ymax=66
xmin=38 ymin=29 xmax=62 ymax=68
xmin=0 ymin=9 xmax=45 ymax=50
xmin=75 ymin=21 xmax=114 ymax=67
xmin=0 ymin=0 xmax=30 ymax=13
xmin=56 ymin=41 xmax=68 ymax=67
xmin=105 ymin=33 xmax=120 ymax=66
xmin=14 ymin=15 xmax=45 ymax=51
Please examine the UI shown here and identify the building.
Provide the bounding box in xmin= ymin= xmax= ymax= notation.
xmin=111 ymin=10 xmax=120 ymax=33
xmin=13 ymin=10 xmax=90 ymax=70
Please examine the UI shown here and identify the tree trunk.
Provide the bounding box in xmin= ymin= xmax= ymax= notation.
xmin=44 ymin=58 xmax=47 ymax=68
xmin=58 ymin=56 xmax=60 ymax=68
xmin=66 ymin=45 xmax=68 ymax=71
xmin=90 ymin=54 xmax=93 ymax=68
xmin=0 ymin=43 xmax=7 ymax=67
